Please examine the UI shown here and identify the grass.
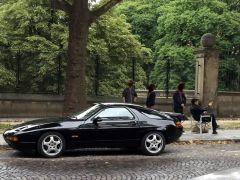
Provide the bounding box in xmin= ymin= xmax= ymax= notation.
xmin=0 ymin=121 xmax=22 ymax=133
xmin=0 ymin=124 xmax=14 ymax=133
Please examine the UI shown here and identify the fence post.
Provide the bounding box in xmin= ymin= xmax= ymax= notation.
xmin=15 ymin=51 xmax=21 ymax=93
xmin=132 ymin=57 xmax=136 ymax=82
xmin=95 ymin=55 xmax=100 ymax=96
xmin=57 ymin=52 xmax=62 ymax=95
xmin=165 ymin=57 xmax=170 ymax=98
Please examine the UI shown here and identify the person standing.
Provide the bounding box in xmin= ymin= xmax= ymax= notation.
xmin=173 ymin=83 xmax=186 ymax=114
xmin=146 ymin=84 xmax=156 ymax=109
xmin=122 ymin=80 xmax=138 ymax=103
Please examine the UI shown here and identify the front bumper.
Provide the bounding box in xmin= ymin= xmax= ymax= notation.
xmin=3 ymin=132 xmax=36 ymax=153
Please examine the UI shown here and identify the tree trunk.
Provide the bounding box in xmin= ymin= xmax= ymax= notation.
xmin=63 ymin=1 xmax=90 ymax=115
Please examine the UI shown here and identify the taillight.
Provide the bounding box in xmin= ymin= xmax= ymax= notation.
xmin=175 ymin=121 xmax=182 ymax=127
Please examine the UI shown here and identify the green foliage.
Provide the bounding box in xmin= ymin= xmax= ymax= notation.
xmin=150 ymin=45 xmax=195 ymax=89
xmin=0 ymin=64 xmax=15 ymax=90
xmin=219 ymin=54 xmax=240 ymax=91
xmin=1 ymin=0 xmax=240 ymax=94
xmin=0 ymin=0 xmax=66 ymax=93
xmin=87 ymin=10 xmax=152 ymax=95
xmin=118 ymin=0 xmax=240 ymax=91
xmin=0 ymin=0 xmax=150 ymax=95
xmin=117 ymin=0 xmax=169 ymax=49
xmin=0 ymin=123 xmax=14 ymax=132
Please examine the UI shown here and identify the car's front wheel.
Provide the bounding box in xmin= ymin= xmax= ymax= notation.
xmin=37 ymin=132 xmax=65 ymax=158
xmin=141 ymin=131 xmax=166 ymax=156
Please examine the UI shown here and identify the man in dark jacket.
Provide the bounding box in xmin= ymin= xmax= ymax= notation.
xmin=190 ymin=98 xmax=218 ymax=134
xmin=146 ymin=84 xmax=156 ymax=109
xmin=173 ymin=83 xmax=186 ymax=114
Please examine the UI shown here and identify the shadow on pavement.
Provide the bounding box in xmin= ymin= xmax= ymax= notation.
xmin=6 ymin=147 xmax=171 ymax=159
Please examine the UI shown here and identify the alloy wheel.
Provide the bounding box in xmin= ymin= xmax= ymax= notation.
xmin=145 ymin=133 xmax=163 ymax=154
xmin=41 ymin=134 xmax=63 ymax=157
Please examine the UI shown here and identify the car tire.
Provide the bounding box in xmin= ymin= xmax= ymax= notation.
xmin=37 ymin=132 xmax=65 ymax=158
xmin=141 ymin=131 xmax=166 ymax=156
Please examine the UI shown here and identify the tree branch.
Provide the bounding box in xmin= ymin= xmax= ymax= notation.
xmin=51 ymin=0 xmax=72 ymax=14
xmin=90 ymin=0 xmax=123 ymax=23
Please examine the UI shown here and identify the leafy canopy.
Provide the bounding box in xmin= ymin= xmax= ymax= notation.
xmin=118 ymin=0 xmax=240 ymax=90
xmin=0 ymin=0 xmax=151 ymax=94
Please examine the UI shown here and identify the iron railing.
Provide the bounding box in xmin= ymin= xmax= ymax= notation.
xmin=0 ymin=48 xmax=151 ymax=95
xmin=219 ymin=50 xmax=240 ymax=91
xmin=1 ymin=47 xmax=239 ymax=97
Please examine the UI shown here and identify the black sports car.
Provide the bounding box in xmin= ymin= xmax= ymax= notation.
xmin=3 ymin=103 xmax=185 ymax=158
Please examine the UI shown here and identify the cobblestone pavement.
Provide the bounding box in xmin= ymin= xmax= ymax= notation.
xmin=1 ymin=144 xmax=240 ymax=180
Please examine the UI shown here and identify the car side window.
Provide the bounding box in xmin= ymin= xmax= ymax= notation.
xmin=97 ymin=107 xmax=134 ymax=120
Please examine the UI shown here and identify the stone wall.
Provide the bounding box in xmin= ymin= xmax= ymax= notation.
xmin=0 ymin=93 xmax=63 ymax=117
xmin=217 ymin=91 xmax=240 ymax=117
xmin=0 ymin=92 xmax=239 ymax=118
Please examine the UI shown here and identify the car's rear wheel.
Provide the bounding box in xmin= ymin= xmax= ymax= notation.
xmin=141 ymin=131 xmax=165 ymax=155
xmin=37 ymin=132 xmax=65 ymax=158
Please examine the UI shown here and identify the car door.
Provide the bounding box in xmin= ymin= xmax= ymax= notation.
xmin=82 ymin=106 xmax=141 ymax=147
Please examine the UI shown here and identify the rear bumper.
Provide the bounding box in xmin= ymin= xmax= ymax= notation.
xmin=166 ymin=127 xmax=183 ymax=144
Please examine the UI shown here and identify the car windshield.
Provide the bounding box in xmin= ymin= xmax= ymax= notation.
xmin=70 ymin=104 xmax=101 ymax=120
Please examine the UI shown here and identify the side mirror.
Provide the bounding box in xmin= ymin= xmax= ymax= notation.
xmin=93 ymin=117 xmax=102 ymax=125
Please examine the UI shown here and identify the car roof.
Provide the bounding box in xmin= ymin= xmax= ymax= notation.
xmin=98 ymin=103 xmax=144 ymax=108
xmin=95 ymin=103 xmax=174 ymax=120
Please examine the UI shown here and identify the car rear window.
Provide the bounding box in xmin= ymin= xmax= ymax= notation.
xmin=136 ymin=108 xmax=164 ymax=119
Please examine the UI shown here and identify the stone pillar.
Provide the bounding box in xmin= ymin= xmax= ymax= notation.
xmin=195 ymin=33 xmax=219 ymax=107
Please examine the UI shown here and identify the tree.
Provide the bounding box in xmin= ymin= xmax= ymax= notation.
xmin=153 ymin=0 xmax=240 ymax=90
xmin=0 ymin=0 xmax=150 ymax=96
xmin=119 ymin=0 xmax=240 ymax=90
xmin=51 ymin=0 xmax=124 ymax=115
xmin=117 ymin=0 xmax=169 ymax=49
xmin=0 ymin=0 xmax=67 ymax=93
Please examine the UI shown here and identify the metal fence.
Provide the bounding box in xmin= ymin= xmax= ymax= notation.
xmin=0 ymin=48 xmax=148 ymax=95
xmin=92 ymin=55 xmax=141 ymax=96
xmin=0 ymin=47 xmax=65 ymax=94
xmin=1 ymin=47 xmax=239 ymax=96
xmin=219 ymin=50 xmax=240 ymax=91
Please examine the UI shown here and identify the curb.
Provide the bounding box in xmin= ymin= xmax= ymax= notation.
xmin=175 ymin=139 xmax=240 ymax=144
xmin=0 ymin=145 xmax=11 ymax=150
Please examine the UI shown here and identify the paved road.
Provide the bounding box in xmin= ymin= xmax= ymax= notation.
xmin=1 ymin=144 xmax=240 ymax=180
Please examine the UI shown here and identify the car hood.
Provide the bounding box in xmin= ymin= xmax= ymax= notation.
xmin=5 ymin=117 xmax=75 ymax=134
xmin=13 ymin=117 xmax=66 ymax=128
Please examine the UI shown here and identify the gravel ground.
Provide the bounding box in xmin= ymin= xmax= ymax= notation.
xmin=0 ymin=143 xmax=240 ymax=180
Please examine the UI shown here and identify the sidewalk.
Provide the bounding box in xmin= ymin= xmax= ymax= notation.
xmin=180 ymin=129 xmax=240 ymax=142
xmin=0 ymin=135 xmax=5 ymax=147
xmin=1 ymin=129 xmax=240 ymax=148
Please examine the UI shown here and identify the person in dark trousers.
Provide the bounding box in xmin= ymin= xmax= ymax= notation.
xmin=146 ymin=84 xmax=156 ymax=109
xmin=122 ymin=80 xmax=138 ymax=103
xmin=173 ymin=83 xmax=186 ymax=114
xmin=190 ymin=98 xmax=218 ymax=134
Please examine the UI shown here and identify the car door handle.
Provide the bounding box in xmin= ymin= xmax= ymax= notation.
xmin=129 ymin=121 xmax=137 ymax=126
